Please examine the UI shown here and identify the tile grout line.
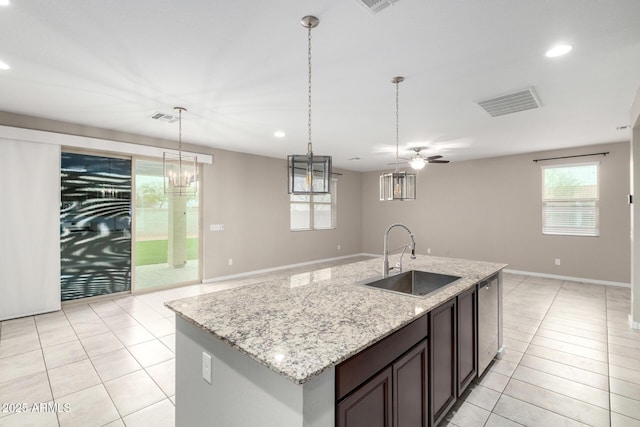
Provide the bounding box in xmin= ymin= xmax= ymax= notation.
xmin=34 ymin=315 xmax=62 ymax=427
xmin=605 ymin=285 xmax=612 ymax=427
xmin=489 ymin=277 xmax=577 ymax=425
xmin=515 ymin=280 xmax=614 ymax=424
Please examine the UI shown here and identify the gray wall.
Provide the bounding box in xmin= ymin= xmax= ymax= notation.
xmin=200 ymin=148 xmax=363 ymax=278
xmin=0 ymin=112 xmax=364 ymax=283
xmin=362 ymin=142 xmax=630 ymax=283
xmin=1 ymin=111 xmax=630 ymax=284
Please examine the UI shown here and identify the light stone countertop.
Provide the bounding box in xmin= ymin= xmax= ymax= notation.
xmin=165 ymin=255 xmax=506 ymax=384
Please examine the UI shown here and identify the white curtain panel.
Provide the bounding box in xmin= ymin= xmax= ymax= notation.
xmin=0 ymin=140 xmax=61 ymax=321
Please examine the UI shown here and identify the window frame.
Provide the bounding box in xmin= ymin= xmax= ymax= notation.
xmin=290 ymin=178 xmax=337 ymax=231
xmin=541 ymin=161 xmax=600 ymax=237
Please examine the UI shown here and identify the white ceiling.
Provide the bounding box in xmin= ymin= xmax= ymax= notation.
xmin=1 ymin=0 xmax=639 ymax=171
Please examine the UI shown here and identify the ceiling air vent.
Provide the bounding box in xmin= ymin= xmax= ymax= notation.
xmin=475 ymin=87 xmax=542 ymax=117
xmin=149 ymin=111 xmax=179 ymax=123
xmin=355 ymin=0 xmax=400 ymax=14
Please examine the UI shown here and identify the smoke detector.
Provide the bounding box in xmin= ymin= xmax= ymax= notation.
xmin=355 ymin=0 xmax=400 ymax=14
xmin=475 ymin=87 xmax=542 ymax=117
xmin=149 ymin=111 xmax=180 ymax=123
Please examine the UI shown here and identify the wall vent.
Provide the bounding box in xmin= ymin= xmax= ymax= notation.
xmin=475 ymin=87 xmax=542 ymax=117
xmin=149 ymin=111 xmax=179 ymax=123
xmin=355 ymin=0 xmax=400 ymax=14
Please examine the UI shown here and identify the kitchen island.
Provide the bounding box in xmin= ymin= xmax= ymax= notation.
xmin=166 ymin=255 xmax=505 ymax=427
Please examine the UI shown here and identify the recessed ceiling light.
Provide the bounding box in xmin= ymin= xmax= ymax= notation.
xmin=545 ymin=44 xmax=573 ymax=58
xmin=348 ymin=157 xmax=361 ymax=161
xmin=617 ymin=125 xmax=630 ymax=130
xmin=0 ymin=0 xmax=10 ymax=6
xmin=0 ymin=60 xmax=10 ymax=70
xmin=273 ymin=130 xmax=285 ymax=138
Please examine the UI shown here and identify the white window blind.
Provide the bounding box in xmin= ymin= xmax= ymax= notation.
xmin=290 ymin=179 xmax=337 ymax=231
xmin=542 ymin=162 xmax=599 ymax=236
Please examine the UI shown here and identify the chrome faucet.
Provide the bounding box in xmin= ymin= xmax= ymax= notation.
xmin=383 ymin=223 xmax=416 ymax=276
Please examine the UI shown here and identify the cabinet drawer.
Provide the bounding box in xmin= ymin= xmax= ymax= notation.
xmin=336 ymin=314 xmax=429 ymax=401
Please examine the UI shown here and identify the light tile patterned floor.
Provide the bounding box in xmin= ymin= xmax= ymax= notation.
xmin=1 ymin=263 xmax=639 ymax=426
xmin=440 ymin=273 xmax=640 ymax=427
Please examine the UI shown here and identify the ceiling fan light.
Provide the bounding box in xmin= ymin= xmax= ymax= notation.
xmin=545 ymin=44 xmax=572 ymax=58
xmin=409 ymin=157 xmax=426 ymax=170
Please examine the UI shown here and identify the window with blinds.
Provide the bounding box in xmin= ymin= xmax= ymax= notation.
xmin=542 ymin=162 xmax=599 ymax=236
xmin=290 ymin=179 xmax=337 ymax=231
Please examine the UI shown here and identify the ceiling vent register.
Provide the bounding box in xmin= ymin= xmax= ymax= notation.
xmin=475 ymin=87 xmax=542 ymax=117
xmin=355 ymin=0 xmax=400 ymax=14
xmin=150 ymin=111 xmax=180 ymax=123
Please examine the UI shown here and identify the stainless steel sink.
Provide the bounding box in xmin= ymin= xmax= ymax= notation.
xmin=362 ymin=270 xmax=461 ymax=297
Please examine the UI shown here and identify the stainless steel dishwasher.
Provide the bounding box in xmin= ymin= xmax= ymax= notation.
xmin=477 ymin=273 xmax=504 ymax=375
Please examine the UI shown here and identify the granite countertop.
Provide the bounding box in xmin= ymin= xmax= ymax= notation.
xmin=165 ymin=255 xmax=506 ymax=384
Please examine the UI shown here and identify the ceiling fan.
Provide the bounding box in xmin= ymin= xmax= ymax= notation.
xmin=388 ymin=147 xmax=450 ymax=170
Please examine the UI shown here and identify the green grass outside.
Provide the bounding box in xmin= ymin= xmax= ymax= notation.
xmin=135 ymin=239 xmax=199 ymax=266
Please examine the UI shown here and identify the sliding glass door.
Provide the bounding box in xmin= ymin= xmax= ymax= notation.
xmin=60 ymin=152 xmax=132 ymax=301
xmin=134 ymin=158 xmax=200 ymax=290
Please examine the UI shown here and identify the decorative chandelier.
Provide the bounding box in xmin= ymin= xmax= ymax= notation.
xmin=163 ymin=107 xmax=197 ymax=196
xmin=287 ymin=15 xmax=332 ymax=195
xmin=380 ymin=77 xmax=416 ymax=201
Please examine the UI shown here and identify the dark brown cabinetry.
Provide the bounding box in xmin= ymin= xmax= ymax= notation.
xmin=457 ymin=285 xmax=477 ymax=396
xmin=336 ymin=315 xmax=429 ymax=427
xmin=337 ymin=367 xmax=393 ymax=427
xmin=393 ymin=340 xmax=428 ymax=427
xmin=337 ymin=340 xmax=428 ymax=427
xmin=337 ymin=274 xmax=496 ymax=427
xmin=429 ymin=298 xmax=457 ymax=426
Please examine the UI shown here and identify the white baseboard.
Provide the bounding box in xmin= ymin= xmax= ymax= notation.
xmin=630 ymin=314 xmax=640 ymax=330
xmin=504 ymin=268 xmax=630 ymax=288
xmin=203 ymin=256 xmax=630 ymax=289
xmin=202 ymin=253 xmax=377 ymax=284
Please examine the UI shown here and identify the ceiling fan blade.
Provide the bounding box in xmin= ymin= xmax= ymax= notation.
xmin=428 ymin=159 xmax=449 ymax=163
xmin=386 ymin=161 xmax=409 ymax=165
xmin=426 ymin=155 xmax=442 ymax=161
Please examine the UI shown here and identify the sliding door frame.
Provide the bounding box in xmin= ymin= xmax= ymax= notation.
xmin=131 ymin=155 xmax=203 ymax=293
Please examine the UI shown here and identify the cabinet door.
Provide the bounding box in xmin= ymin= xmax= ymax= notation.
xmin=457 ymin=285 xmax=477 ymax=396
xmin=393 ymin=339 xmax=428 ymax=427
xmin=429 ymin=299 xmax=456 ymax=426
xmin=337 ymin=367 xmax=392 ymax=427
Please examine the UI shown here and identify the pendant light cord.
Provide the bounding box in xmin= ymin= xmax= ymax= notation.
xmin=178 ymin=108 xmax=183 ymax=154
xmin=307 ymin=24 xmax=313 ymax=155
xmin=395 ymin=79 xmax=400 ymax=172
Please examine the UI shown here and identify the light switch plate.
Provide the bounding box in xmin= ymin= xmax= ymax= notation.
xmin=202 ymin=352 xmax=212 ymax=384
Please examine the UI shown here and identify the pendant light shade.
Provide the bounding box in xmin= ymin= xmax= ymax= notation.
xmin=164 ymin=107 xmax=197 ymax=196
xmin=288 ymin=154 xmax=332 ymax=194
xmin=287 ymin=15 xmax=332 ymax=195
xmin=380 ymin=76 xmax=416 ymax=201
xmin=380 ymin=171 xmax=416 ymax=200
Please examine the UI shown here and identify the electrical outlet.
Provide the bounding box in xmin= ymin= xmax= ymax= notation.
xmin=427 ymin=248 xmax=431 ymax=254
xmin=555 ymin=258 xmax=561 ymax=266
xmin=337 ymin=244 xmax=341 ymax=250
xmin=228 ymin=258 xmax=233 ymax=266
xmin=202 ymin=352 xmax=212 ymax=384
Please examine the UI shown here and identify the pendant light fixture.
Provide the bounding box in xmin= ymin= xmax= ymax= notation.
xmin=287 ymin=15 xmax=332 ymax=194
xmin=380 ymin=77 xmax=416 ymax=201
xmin=163 ymin=107 xmax=197 ymax=196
